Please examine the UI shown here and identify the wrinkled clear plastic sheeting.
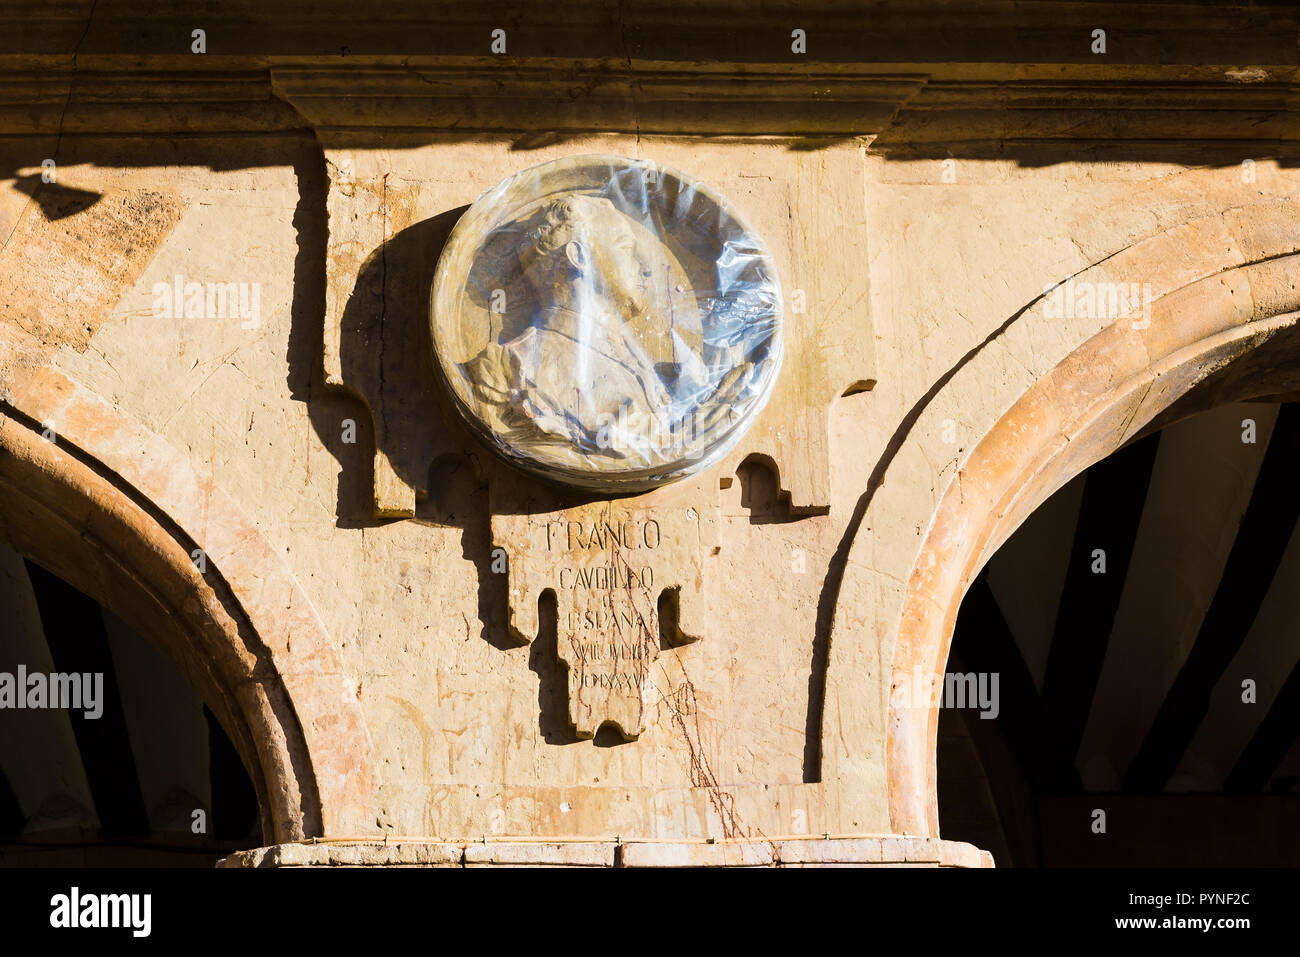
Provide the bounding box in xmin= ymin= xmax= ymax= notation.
xmin=431 ymin=154 xmax=783 ymax=492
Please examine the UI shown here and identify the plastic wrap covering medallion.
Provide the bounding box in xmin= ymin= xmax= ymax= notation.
xmin=430 ymin=154 xmax=784 ymax=492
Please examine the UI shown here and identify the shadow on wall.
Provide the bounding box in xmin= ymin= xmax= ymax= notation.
xmin=281 ymin=146 xmax=465 ymax=530
xmin=9 ymin=129 xmax=1300 ymax=798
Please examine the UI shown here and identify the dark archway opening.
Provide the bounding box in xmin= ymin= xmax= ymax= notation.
xmin=0 ymin=546 xmax=259 ymax=866
xmin=939 ymin=400 xmax=1300 ymax=866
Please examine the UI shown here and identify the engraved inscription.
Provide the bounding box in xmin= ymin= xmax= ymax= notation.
xmin=551 ymin=516 xmax=664 ymax=738
xmin=491 ymin=480 xmax=714 ymax=742
xmin=545 ymin=519 xmax=661 ymax=551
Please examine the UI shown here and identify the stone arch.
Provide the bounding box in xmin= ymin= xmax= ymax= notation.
xmin=0 ymin=368 xmax=376 ymax=843
xmin=820 ymin=196 xmax=1300 ymax=837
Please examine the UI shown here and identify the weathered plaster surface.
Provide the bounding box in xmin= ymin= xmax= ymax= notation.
xmin=3 ymin=57 xmax=1299 ymax=859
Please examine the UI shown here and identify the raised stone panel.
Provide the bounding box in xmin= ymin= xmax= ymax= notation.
xmin=310 ymin=133 xmax=875 ymax=518
xmin=491 ymin=475 xmax=720 ymax=740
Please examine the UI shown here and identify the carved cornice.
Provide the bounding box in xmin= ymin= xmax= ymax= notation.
xmin=270 ymin=63 xmax=926 ymax=137
xmin=0 ymin=2 xmax=1295 ymax=145
xmin=0 ymin=62 xmax=1298 ymax=148
xmin=876 ymin=77 xmax=1300 ymax=154
xmin=0 ymin=0 xmax=1295 ymax=140
xmin=0 ymin=70 xmax=303 ymax=135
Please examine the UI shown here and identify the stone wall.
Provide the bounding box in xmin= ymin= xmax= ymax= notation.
xmin=2 ymin=1 xmax=1299 ymax=864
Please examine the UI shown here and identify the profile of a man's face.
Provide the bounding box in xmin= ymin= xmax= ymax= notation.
xmin=440 ymin=158 xmax=780 ymax=484
xmin=517 ymin=195 xmax=657 ymax=321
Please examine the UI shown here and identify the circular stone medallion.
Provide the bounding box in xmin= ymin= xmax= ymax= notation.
xmin=430 ymin=154 xmax=783 ymax=492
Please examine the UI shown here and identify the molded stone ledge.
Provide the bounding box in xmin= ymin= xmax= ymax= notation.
xmin=220 ymin=842 xmax=465 ymax=868
xmin=217 ymin=836 xmax=993 ymax=868
xmin=464 ymin=843 xmax=615 ymax=867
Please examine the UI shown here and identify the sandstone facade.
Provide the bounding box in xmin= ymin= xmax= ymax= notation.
xmin=2 ymin=1 xmax=1298 ymax=866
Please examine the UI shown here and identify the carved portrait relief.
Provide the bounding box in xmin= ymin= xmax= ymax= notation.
xmin=431 ymin=155 xmax=783 ymax=491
